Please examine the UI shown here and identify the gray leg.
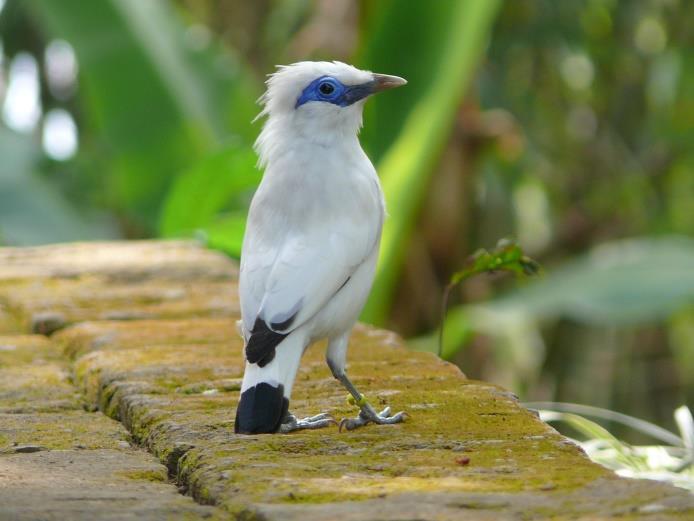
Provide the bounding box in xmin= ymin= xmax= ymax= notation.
xmin=333 ymin=371 xmax=406 ymax=431
xmin=325 ymin=348 xmax=406 ymax=431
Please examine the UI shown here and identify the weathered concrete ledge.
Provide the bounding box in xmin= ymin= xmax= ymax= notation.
xmin=1 ymin=241 xmax=692 ymax=520
xmin=0 ymin=331 xmax=217 ymax=520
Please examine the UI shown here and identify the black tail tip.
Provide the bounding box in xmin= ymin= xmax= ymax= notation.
xmin=234 ymin=382 xmax=289 ymax=434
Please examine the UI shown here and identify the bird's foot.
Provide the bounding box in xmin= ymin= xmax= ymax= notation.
xmin=279 ymin=412 xmax=337 ymax=433
xmin=339 ymin=403 xmax=406 ymax=432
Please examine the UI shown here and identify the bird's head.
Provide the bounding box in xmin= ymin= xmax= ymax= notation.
xmin=255 ymin=61 xmax=406 ymax=155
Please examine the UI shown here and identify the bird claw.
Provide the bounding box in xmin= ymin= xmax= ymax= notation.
xmin=280 ymin=412 xmax=337 ymax=433
xmin=339 ymin=405 xmax=406 ymax=432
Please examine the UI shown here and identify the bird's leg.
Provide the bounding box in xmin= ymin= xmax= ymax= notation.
xmin=326 ymin=333 xmax=406 ymax=431
xmin=334 ymin=371 xmax=406 ymax=431
xmin=279 ymin=411 xmax=337 ymax=433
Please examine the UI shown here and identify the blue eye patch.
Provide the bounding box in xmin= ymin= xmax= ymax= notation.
xmin=295 ymin=75 xmax=375 ymax=109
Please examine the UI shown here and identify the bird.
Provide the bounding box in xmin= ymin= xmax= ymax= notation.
xmin=234 ymin=61 xmax=407 ymax=435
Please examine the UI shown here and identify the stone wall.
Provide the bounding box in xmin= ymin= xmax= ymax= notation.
xmin=0 ymin=241 xmax=691 ymax=520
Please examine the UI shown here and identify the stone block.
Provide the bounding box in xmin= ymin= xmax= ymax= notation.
xmin=1 ymin=241 xmax=692 ymax=520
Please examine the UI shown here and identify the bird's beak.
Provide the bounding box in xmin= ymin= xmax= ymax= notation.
xmin=342 ymin=74 xmax=407 ymax=105
xmin=370 ymin=73 xmax=408 ymax=93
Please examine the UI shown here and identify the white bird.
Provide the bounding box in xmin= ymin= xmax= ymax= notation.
xmin=235 ymin=61 xmax=407 ymax=434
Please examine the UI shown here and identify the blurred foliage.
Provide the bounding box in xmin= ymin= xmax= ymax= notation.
xmin=0 ymin=0 xmax=692 ymax=437
xmin=490 ymin=237 xmax=694 ymax=324
xmin=535 ymin=403 xmax=694 ymax=492
xmin=159 ymin=141 xmax=259 ymax=255
xmin=0 ymin=125 xmax=112 ymax=243
xmin=25 ymin=0 xmax=259 ymax=230
xmin=359 ymin=0 xmax=501 ymax=323
xmin=423 ymin=239 xmax=540 ymax=359
xmin=429 ymin=236 xmax=694 ymax=358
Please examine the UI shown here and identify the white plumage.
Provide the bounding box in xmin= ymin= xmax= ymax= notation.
xmin=235 ymin=61 xmax=406 ymax=434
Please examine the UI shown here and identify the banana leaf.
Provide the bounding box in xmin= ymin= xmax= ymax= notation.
xmin=359 ymin=0 xmax=502 ymax=323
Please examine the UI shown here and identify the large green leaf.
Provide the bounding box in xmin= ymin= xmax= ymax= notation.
xmin=360 ymin=0 xmax=502 ymax=323
xmin=491 ymin=236 xmax=694 ymax=324
xmin=26 ymin=0 xmax=259 ymax=229
xmin=202 ymin=212 xmax=248 ymax=259
xmin=357 ymin=0 xmax=456 ymax=163
xmin=159 ymin=141 xmax=259 ymax=240
xmin=434 ymin=236 xmax=694 ymax=361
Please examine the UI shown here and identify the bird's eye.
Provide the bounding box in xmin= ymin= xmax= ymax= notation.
xmin=319 ymin=82 xmax=335 ymax=95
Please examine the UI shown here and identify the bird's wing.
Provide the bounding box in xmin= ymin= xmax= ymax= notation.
xmin=240 ymin=219 xmax=378 ymax=366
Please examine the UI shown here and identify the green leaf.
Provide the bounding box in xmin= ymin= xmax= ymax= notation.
xmin=490 ymin=236 xmax=694 ymax=324
xmin=26 ymin=0 xmax=259 ymax=228
xmin=534 ymin=404 xmax=694 ymax=478
xmin=200 ymin=212 xmax=248 ymax=259
xmin=360 ymin=0 xmax=502 ymax=324
xmin=357 ymin=0 xmax=457 ymax=163
xmin=539 ymin=410 xmax=647 ymax=470
xmin=427 ymin=239 xmax=540 ymax=358
xmin=159 ymin=142 xmax=259 ymax=237
xmin=527 ymin=402 xmax=684 ymax=447
xmin=449 ymin=239 xmax=540 ymax=285
xmin=437 ymin=236 xmax=694 ymax=360
xmin=539 ymin=410 xmax=622 ymax=444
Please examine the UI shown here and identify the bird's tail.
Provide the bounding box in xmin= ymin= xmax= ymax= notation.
xmin=235 ymin=331 xmax=305 ymax=434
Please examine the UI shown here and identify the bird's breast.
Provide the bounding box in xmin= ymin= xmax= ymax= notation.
xmin=256 ymin=144 xmax=383 ymax=232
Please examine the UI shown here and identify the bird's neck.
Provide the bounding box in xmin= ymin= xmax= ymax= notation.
xmin=255 ymin=113 xmax=363 ymax=170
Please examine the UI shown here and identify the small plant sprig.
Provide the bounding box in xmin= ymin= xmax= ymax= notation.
xmin=438 ymin=238 xmax=541 ymax=357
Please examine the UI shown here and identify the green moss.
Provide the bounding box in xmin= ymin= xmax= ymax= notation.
xmin=118 ymin=469 xmax=168 ymax=482
xmin=51 ymin=303 xmax=692 ymax=518
xmin=0 ymin=335 xmax=63 ymax=366
xmin=0 ymin=299 xmax=24 ymax=334
xmin=0 ymin=411 xmax=129 ymax=449
xmin=55 ymin=318 xmax=237 ymax=359
xmin=159 ymin=375 xmax=610 ymax=505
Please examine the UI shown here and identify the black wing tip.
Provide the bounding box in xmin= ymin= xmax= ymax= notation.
xmin=245 ymin=317 xmax=288 ymax=367
xmin=270 ymin=313 xmax=296 ymax=331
